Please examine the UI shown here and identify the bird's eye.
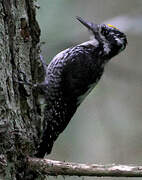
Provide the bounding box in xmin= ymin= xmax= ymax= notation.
xmin=101 ymin=26 xmax=109 ymax=36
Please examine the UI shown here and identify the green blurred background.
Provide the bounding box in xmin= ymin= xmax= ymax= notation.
xmin=37 ymin=0 xmax=142 ymax=179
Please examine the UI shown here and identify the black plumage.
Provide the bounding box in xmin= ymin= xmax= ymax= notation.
xmin=35 ymin=17 xmax=127 ymax=158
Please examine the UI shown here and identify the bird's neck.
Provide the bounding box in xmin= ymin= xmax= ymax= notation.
xmin=80 ymin=38 xmax=99 ymax=47
xmin=78 ymin=39 xmax=109 ymax=68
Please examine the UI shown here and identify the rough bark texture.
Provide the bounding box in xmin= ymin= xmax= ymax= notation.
xmin=0 ymin=0 xmax=43 ymax=179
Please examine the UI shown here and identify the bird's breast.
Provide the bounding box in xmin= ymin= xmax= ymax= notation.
xmin=77 ymin=81 xmax=98 ymax=106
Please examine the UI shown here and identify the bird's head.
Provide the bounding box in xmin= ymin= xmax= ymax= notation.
xmin=76 ymin=16 xmax=127 ymax=59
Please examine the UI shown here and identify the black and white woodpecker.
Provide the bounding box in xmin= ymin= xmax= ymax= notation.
xmin=35 ymin=17 xmax=127 ymax=158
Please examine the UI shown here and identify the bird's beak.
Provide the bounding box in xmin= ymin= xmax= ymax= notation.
xmin=76 ymin=16 xmax=99 ymax=34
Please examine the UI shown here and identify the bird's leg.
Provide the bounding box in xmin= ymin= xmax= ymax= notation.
xmin=15 ymin=55 xmax=49 ymax=91
xmin=14 ymin=70 xmax=45 ymax=96
xmin=14 ymin=70 xmax=33 ymax=86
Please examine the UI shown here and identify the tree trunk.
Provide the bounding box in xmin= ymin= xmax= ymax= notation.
xmin=0 ymin=0 xmax=43 ymax=179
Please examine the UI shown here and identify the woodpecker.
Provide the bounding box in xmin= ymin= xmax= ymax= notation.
xmin=35 ymin=17 xmax=127 ymax=158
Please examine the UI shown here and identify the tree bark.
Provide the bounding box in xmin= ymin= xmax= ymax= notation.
xmin=0 ymin=0 xmax=42 ymax=179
